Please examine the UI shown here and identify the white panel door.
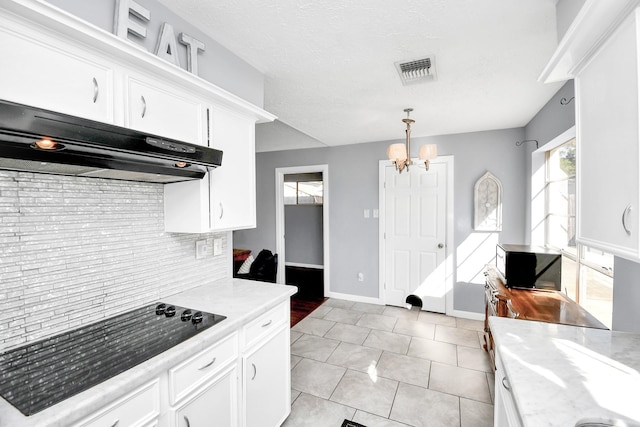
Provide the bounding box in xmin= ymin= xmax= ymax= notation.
xmin=384 ymin=163 xmax=447 ymax=312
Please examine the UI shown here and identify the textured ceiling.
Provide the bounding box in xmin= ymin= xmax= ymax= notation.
xmin=157 ymin=0 xmax=562 ymax=151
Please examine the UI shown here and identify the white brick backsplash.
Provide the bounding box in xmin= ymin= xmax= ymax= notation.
xmin=0 ymin=170 xmax=229 ymax=351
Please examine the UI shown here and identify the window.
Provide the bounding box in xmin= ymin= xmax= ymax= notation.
xmin=284 ymin=173 xmax=323 ymax=205
xmin=545 ymin=138 xmax=613 ymax=328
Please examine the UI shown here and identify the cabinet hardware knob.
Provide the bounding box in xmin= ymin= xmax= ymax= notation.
xmin=198 ymin=356 xmax=217 ymax=370
xmin=501 ymin=376 xmax=510 ymax=391
xmin=251 ymin=363 xmax=257 ymax=380
xmin=438 ymin=243 xmax=444 ymax=249
xmin=109 ymin=420 xmax=119 ymax=427
xmin=622 ymin=204 xmax=633 ymax=236
xmin=92 ymin=77 xmax=99 ymax=103
xmin=141 ymin=95 xmax=147 ymax=118
xmin=184 ymin=415 xmax=191 ymax=427
xmin=262 ymin=320 xmax=272 ymax=328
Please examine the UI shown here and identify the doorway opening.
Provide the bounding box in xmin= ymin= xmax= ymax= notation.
xmin=275 ymin=165 xmax=330 ymax=302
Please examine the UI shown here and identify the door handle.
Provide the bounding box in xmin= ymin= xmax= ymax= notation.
xmin=251 ymin=363 xmax=257 ymax=380
xmin=141 ymin=95 xmax=147 ymax=118
xmin=184 ymin=415 xmax=191 ymax=427
xmin=622 ymin=204 xmax=632 ymax=235
xmin=219 ymin=202 xmax=224 ymax=219
xmin=198 ymin=356 xmax=216 ymax=370
xmin=92 ymin=77 xmax=99 ymax=103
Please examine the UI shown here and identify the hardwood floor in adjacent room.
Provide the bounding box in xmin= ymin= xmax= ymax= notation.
xmin=290 ymin=296 xmax=328 ymax=327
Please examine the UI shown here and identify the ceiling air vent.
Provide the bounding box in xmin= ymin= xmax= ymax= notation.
xmin=395 ymin=56 xmax=436 ymax=86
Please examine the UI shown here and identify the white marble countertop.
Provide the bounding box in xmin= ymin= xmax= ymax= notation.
xmin=489 ymin=317 xmax=640 ymax=426
xmin=0 ymin=278 xmax=297 ymax=427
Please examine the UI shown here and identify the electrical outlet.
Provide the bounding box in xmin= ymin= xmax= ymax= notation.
xmin=195 ymin=240 xmax=208 ymax=259
xmin=373 ymin=209 xmax=379 ymax=218
xmin=213 ymin=238 xmax=223 ymax=256
xmin=364 ymin=209 xmax=370 ymax=219
xmin=357 ymin=272 xmax=364 ymax=282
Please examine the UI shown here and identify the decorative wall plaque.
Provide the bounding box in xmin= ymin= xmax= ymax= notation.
xmin=474 ymin=171 xmax=503 ymax=231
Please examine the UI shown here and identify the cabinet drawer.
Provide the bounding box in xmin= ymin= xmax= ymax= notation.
xmin=168 ymin=332 xmax=238 ymax=404
xmin=243 ymin=302 xmax=288 ymax=348
xmin=73 ymin=379 xmax=159 ymax=427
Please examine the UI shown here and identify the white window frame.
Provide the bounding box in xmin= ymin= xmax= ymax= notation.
xmin=534 ymin=127 xmax=613 ymax=328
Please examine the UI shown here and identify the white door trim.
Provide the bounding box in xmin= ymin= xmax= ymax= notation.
xmin=275 ymin=164 xmax=330 ymax=296
xmin=378 ymin=156 xmax=455 ymax=314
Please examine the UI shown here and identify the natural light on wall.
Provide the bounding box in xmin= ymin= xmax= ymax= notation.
xmin=457 ymin=232 xmax=499 ymax=285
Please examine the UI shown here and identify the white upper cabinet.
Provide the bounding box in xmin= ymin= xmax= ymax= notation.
xmin=0 ymin=15 xmax=113 ymax=123
xmin=541 ymin=1 xmax=640 ymax=261
xmin=209 ymin=106 xmax=256 ymax=231
xmin=164 ymin=106 xmax=257 ymax=233
xmin=126 ymin=76 xmax=206 ymax=146
xmin=1 ymin=0 xmax=275 ymax=234
xmin=576 ymin=10 xmax=640 ymax=260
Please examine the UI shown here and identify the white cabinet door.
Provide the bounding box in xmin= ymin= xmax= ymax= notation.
xmin=126 ymin=76 xmax=206 ymax=146
xmin=243 ymin=325 xmax=290 ymax=427
xmin=576 ymin=11 xmax=640 ymax=260
xmin=173 ymin=365 xmax=238 ymax=427
xmin=494 ymin=352 xmax=522 ymax=427
xmin=209 ymin=106 xmax=257 ymax=231
xmin=0 ymin=20 xmax=113 ymax=123
xmin=163 ymin=106 xmax=257 ymax=233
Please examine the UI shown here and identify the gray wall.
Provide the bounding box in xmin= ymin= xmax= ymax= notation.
xmin=235 ymin=127 xmax=527 ymax=313
xmin=284 ymin=205 xmax=323 ymax=266
xmin=612 ymin=258 xmax=640 ymax=332
xmin=46 ymin=0 xmax=264 ymax=107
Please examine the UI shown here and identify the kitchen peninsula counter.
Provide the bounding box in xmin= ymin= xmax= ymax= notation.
xmin=490 ymin=316 xmax=640 ymax=426
xmin=0 ymin=278 xmax=297 ymax=427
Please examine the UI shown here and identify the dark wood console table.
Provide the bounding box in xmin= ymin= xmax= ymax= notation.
xmin=483 ymin=265 xmax=608 ymax=367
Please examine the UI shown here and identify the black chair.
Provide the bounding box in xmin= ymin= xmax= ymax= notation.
xmin=236 ymin=249 xmax=278 ymax=283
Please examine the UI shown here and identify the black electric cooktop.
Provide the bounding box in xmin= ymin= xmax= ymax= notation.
xmin=0 ymin=303 xmax=225 ymax=416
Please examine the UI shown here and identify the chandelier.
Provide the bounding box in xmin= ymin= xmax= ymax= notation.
xmin=387 ymin=108 xmax=437 ymax=173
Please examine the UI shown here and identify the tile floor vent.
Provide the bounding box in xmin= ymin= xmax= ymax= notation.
xmin=395 ymin=56 xmax=436 ymax=85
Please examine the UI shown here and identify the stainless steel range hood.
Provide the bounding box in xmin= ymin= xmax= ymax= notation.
xmin=0 ymin=100 xmax=223 ymax=183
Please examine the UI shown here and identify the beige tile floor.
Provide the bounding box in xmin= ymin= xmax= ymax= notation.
xmin=284 ymin=299 xmax=495 ymax=427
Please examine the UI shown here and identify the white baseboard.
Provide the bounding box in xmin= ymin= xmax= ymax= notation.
xmin=323 ymin=293 xmax=485 ymax=321
xmin=448 ymin=309 xmax=484 ymax=321
xmin=325 ymin=291 xmax=382 ymax=305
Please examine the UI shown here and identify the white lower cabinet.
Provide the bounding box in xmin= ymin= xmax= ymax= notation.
xmin=243 ymin=326 xmax=290 ymax=427
xmin=494 ymin=351 xmax=522 ymax=427
xmin=171 ymin=364 xmax=238 ymax=427
xmin=242 ymin=301 xmax=291 ymax=427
